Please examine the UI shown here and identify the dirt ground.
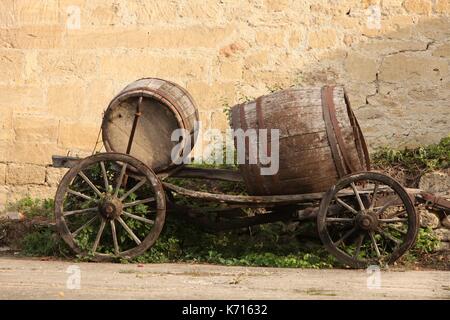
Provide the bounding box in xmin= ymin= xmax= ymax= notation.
xmin=0 ymin=256 xmax=448 ymax=300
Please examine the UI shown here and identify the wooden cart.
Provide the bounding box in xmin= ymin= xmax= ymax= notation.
xmin=52 ymin=79 xmax=420 ymax=268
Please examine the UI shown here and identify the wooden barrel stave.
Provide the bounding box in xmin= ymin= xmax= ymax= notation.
xmin=230 ymin=85 xmax=370 ymax=195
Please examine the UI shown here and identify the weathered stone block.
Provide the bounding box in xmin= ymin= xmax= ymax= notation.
xmin=359 ymin=40 xmax=428 ymax=56
xmin=6 ymin=164 xmax=46 ymax=185
xmin=0 ymin=2 xmax=15 ymax=28
xmin=432 ymin=43 xmax=450 ymax=58
xmin=13 ymin=0 xmax=60 ymax=25
xmin=415 ymin=17 xmax=450 ymax=39
xmin=180 ymin=0 xmax=220 ymax=19
xmin=307 ymin=29 xmax=337 ymax=49
xmin=379 ymin=53 xmax=449 ymax=83
xmin=345 ymin=82 xmax=377 ymax=108
xmin=6 ymin=142 xmax=60 ymax=166
xmin=0 ymin=163 xmax=6 ymax=184
xmin=419 ymin=171 xmax=450 ymax=195
xmin=0 ymin=50 xmax=25 ymax=84
xmin=99 ymin=53 xmax=208 ymax=81
xmin=63 ymin=28 xmax=151 ymax=49
xmin=289 ymin=30 xmax=304 ymax=48
xmin=13 ymin=115 xmax=59 ymax=143
xmin=38 ymin=51 xmax=98 ymax=82
xmin=47 ymin=84 xmax=86 ymax=119
xmin=7 ymin=185 xmax=56 ymax=203
xmin=435 ymin=0 xmax=450 ymax=13
xmin=46 ymin=167 xmax=68 ymax=187
xmin=244 ymin=52 xmax=269 ymax=69
xmin=186 ymin=81 xmax=236 ymax=111
xmin=113 ymin=26 xmax=234 ymax=49
xmin=333 ymin=16 xmax=360 ymax=30
xmin=219 ymin=61 xmax=243 ymax=79
xmin=60 ymin=0 xmax=180 ymax=27
xmin=344 ymin=53 xmax=378 ymax=82
xmin=403 ymin=0 xmax=432 ymax=14
xmin=0 ymin=85 xmax=45 ymax=111
xmin=58 ymin=122 xmax=100 ymax=151
xmin=0 ymin=26 xmax=63 ymax=49
xmin=264 ymin=0 xmax=290 ymax=11
xmin=256 ymin=30 xmax=285 ymax=48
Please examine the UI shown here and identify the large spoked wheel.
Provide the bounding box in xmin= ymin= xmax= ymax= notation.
xmin=54 ymin=152 xmax=166 ymax=261
xmin=317 ymin=172 xmax=419 ymax=268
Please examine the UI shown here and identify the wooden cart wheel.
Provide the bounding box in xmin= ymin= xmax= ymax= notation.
xmin=317 ymin=172 xmax=418 ymax=268
xmin=54 ymin=152 xmax=166 ymax=261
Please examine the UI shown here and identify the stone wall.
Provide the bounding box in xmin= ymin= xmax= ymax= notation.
xmin=0 ymin=0 xmax=449 ymax=202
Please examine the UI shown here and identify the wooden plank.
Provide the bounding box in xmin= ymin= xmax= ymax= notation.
xmin=172 ymin=167 xmax=243 ymax=182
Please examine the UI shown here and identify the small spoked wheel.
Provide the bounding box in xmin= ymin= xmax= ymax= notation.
xmin=54 ymin=152 xmax=166 ymax=261
xmin=317 ymin=172 xmax=419 ymax=268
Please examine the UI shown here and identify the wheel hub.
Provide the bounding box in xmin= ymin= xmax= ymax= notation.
xmin=355 ymin=212 xmax=378 ymax=231
xmin=98 ymin=196 xmax=123 ymax=220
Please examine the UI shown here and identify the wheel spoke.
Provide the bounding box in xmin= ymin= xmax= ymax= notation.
xmin=92 ymin=219 xmax=106 ymax=253
xmin=334 ymin=227 xmax=357 ymax=246
xmin=72 ymin=216 xmax=97 ymax=237
xmin=369 ymin=231 xmax=381 ymax=258
xmin=123 ymin=211 xmax=154 ymax=225
xmin=78 ymin=171 xmax=103 ymax=197
xmin=100 ymin=161 xmax=109 ymax=192
xmin=117 ymin=217 xmax=141 ymax=245
xmin=63 ymin=207 xmax=98 ymax=217
xmin=334 ymin=196 xmax=358 ymax=214
xmin=375 ymin=197 xmax=397 ymax=216
xmin=379 ymin=218 xmax=408 ymax=223
xmin=110 ymin=220 xmax=120 ymax=255
xmin=325 ymin=217 xmax=354 ymax=223
xmin=350 ymin=183 xmax=365 ymax=211
xmin=369 ymin=182 xmax=379 ymax=210
xmin=119 ymin=178 xmax=146 ymax=201
xmin=377 ymin=228 xmax=402 ymax=245
xmin=385 ymin=209 xmax=406 ymax=219
xmin=114 ymin=163 xmax=128 ymax=198
xmin=68 ymin=189 xmax=94 ymax=201
xmin=123 ymin=197 xmax=155 ymax=208
xmin=353 ymin=233 xmax=365 ymax=258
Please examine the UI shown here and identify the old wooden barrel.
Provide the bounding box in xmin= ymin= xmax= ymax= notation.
xmin=102 ymin=78 xmax=199 ymax=172
xmin=230 ymin=85 xmax=370 ymax=195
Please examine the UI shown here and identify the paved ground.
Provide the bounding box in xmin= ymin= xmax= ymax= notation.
xmin=0 ymin=256 xmax=448 ymax=299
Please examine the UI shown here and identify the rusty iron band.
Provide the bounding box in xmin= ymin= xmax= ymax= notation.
xmin=321 ymin=86 xmax=352 ymax=178
xmin=125 ymin=96 xmax=143 ymax=155
xmin=343 ymin=89 xmax=371 ymax=171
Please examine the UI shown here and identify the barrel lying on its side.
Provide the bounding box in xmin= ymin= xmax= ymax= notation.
xmin=102 ymin=78 xmax=199 ymax=173
xmin=230 ymin=85 xmax=370 ymax=195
